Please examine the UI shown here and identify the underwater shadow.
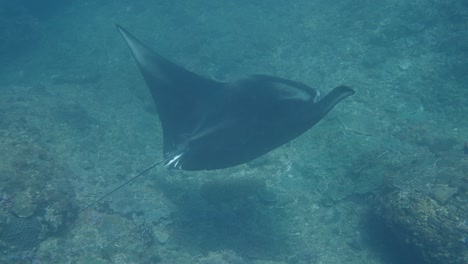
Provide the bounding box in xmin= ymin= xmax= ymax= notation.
xmin=361 ymin=212 xmax=427 ymax=264
xmin=156 ymin=174 xmax=290 ymax=260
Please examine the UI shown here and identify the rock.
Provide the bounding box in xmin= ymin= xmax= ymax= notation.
xmin=431 ymin=184 xmax=458 ymax=205
xmin=428 ymin=137 xmax=458 ymax=155
xmin=12 ymin=191 xmax=36 ymax=218
xmin=153 ymin=227 xmax=169 ymax=244
xmin=376 ymin=190 xmax=468 ymax=264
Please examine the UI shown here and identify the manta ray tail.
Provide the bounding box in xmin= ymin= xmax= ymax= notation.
xmin=80 ymin=159 xmax=165 ymax=212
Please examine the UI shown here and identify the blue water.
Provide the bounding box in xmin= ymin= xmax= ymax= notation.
xmin=0 ymin=1 xmax=467 ymax=263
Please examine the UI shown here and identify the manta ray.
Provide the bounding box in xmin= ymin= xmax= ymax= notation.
xmin=116 ymin=24 xmax=354 ymax=171
xmin=81 ymin=25 xmax=354 ymax=210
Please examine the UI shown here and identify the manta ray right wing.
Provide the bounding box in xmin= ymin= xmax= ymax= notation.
xmin=117 ymin=25 xmax=225 ymax=160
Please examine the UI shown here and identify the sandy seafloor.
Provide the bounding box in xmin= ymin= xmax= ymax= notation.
xmin=0 ymin=0 xmax=467 ymax=263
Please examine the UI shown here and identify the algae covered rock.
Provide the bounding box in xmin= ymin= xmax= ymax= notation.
xmin=376 ymin=190 xmax=468 ymax=264
xmin=0 ymin=127 xmax=78 ymax=255
xmin=431 ymin=184 xmax=458 ymax=205
xmin=12 ymin=190 xmax=37 ymax=218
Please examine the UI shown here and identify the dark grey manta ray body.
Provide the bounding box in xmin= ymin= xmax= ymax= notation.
xmin=117 ymin=25 xmax=354 ymax=171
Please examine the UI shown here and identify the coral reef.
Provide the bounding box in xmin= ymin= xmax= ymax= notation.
xmin=376 ymin=190 xmax=468 ymax=264
xmin=0 ymin=86 xmax=79 ymax=259
xmin=0 ymin=0 xmax=467 ymax=263
xmin=0 ymin=213 xmax=42 ymax=250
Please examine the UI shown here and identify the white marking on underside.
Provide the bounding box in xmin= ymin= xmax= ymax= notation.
xmin=273 ymin=82 xmax=312 ymax=101
xmin=313 ymin=90 xmax=320 ymax=103
xmin=165 ymin=153 xmax=183 ymax=169
xmin=190 ymin=119 xmax=234 ymax=142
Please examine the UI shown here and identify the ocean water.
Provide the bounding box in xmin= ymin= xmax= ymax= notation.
xmin=0 ymin=0 xmax=467 ymax=263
